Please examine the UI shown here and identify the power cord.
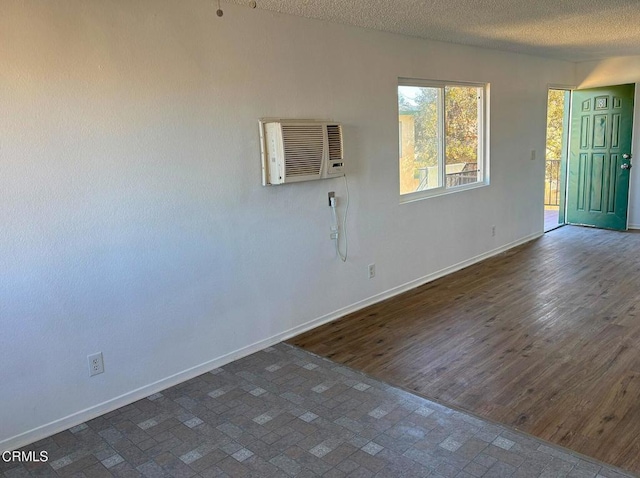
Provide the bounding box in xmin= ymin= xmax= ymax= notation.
xmin=329 ymin=175 xmax=349 ymax=262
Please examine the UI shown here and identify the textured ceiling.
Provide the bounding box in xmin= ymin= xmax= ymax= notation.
xmin=227 ymin=0 xmax=640 ymax=62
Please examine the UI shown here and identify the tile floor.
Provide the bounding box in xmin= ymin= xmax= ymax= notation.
xmin=1 ymin=344 xmax=635 ymax=478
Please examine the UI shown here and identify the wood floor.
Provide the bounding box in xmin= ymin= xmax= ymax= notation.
xmin=289 ymin=226 xmax=640 ymax=475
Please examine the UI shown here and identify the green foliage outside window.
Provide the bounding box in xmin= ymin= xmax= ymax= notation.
xmin=398 ymin=80 xmax=485 ymax=196
xmin=399 ymin=86 xmax=479 ymax=168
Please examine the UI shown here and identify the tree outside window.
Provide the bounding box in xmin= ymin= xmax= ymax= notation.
xmin=398 ymin=80 xmax=487 ymax=198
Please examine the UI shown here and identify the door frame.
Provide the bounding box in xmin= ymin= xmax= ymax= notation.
xmin=547 ymin=83 xmax=637 ymax=232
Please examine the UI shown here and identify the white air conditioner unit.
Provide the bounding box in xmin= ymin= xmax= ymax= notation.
xmin=259 ymin=119 xmax=344 ymax=185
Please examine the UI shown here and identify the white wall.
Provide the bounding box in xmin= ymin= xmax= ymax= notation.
xmin=577 ymin=58 xmax=640 ymax=228
xmin=0 ymin=0 xmax=575 ymax=448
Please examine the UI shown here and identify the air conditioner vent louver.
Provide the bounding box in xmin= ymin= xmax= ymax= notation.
xmin=282 ymin=125 xmax=324 ymax=176
xmin=260 ymin=119 xmax=345 ymax=185
xmin=326 ymin=124 xmax=343 ymax=161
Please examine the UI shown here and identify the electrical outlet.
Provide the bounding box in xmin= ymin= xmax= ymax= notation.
xmin=88 ymin=352 xmax=104 ymax=377
xmin=328 ymin=191 xmax=335 ymax=206
xmin=368 ymin=263 xmax=376 ymax=279
xmin=530 ymin=149 xmax=536 ymax=161
xmin=491 ymin=225 xmax=496 ymax=237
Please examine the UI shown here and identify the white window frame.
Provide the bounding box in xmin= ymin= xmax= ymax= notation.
xmin=398 ymin=78 xmax=490 ymax=203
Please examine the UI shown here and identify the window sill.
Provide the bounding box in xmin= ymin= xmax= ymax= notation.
xmin=399 ymin=181 xmax=489 ymax=204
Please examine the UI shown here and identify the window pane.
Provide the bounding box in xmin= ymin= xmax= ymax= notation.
xmin=445 ymin=86 xmax=481 ymax=187
xmin=398 ymin=86 xmax=442 ymax=194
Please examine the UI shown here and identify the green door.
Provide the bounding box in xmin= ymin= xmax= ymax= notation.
xmin=566 ymin=84 xmax=634 ymax=231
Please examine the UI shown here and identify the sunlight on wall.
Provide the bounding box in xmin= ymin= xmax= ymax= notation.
xmin=577 ymin=56 xmax=640 ymax=88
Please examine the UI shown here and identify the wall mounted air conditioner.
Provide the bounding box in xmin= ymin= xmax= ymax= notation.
xmin=260 ymin=119 xmax=344 ymax=185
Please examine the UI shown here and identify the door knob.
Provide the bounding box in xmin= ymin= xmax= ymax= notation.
xmin=621 ymin=163 xmax=632 ymax=170
xmin=623 ymin=153 xmax=632 ymax=159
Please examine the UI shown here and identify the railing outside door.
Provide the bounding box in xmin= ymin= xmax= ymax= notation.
xmin=545 ymin=159 xmax=561 ymax=206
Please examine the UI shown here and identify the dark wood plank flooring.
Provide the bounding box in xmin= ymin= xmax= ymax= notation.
xmin=289 ymin=226 xmax=640 ymax=474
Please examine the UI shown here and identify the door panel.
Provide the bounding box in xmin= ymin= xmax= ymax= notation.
xmin=566 ymin=84 xmax=634 ymax=231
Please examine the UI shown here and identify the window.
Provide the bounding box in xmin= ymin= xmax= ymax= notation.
xmin=398 ymin=79 xmax=488 ymax=199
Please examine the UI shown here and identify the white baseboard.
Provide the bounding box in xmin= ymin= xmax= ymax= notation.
xmin=1 ymin=232 xmax=541 ymax=452
xmin=0 ymin=335 xmax=282 ymax=452
xmin=629 ymin=224 xmax=640 ymax=230
xmin=279 ymin=231 xmax=542 ymax=342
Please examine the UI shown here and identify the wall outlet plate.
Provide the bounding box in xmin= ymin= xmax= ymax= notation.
xmin=88 ymin=352 xmax=104 ymax=376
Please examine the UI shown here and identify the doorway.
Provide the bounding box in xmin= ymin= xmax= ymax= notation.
xmin=544 ymin=88 xmax=570 ymax=232
xmin=544 ymin=84 xmax=635 ymax=233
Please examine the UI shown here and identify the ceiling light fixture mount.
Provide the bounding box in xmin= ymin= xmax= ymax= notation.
xmin=216 ymin=0 xmax=223 ymax=17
